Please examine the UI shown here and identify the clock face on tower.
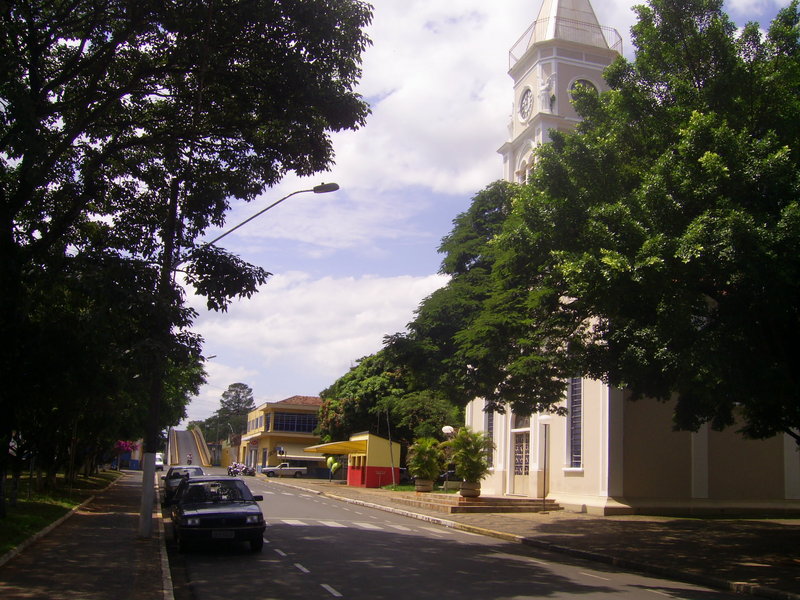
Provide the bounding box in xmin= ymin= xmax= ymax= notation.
xmin=518 ymin=88 xmax=533 ymax=120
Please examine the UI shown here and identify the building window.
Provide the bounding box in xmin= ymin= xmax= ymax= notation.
xmin=568 ymin=377 xmax=583 ymax=468
xmin=273 ymin=412 xmax=318 ymax=433
xmin=512 ymin=413 xmax=530 ymax=476
xmin=514 ymin=433 xmax=530 ymax=475
xmin=485 ymin=402 xmax=495 ymax=468
xmin=264 ymin=414 xmax=270 ymax=432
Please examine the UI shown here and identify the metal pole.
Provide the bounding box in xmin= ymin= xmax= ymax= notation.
xmin=386 ymin=410 xmax=396 ymax=487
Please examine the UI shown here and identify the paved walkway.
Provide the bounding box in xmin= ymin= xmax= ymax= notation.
xmin=0 ymin=471 xmax=797 ymax=600
xmin=0 ymin=470 xmax=167 ymax=600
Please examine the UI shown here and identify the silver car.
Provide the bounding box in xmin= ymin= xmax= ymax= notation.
xmin=162 ymin=465 xmax=205 ymax=504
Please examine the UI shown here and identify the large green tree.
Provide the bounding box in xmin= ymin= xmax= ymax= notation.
xmin=318 ymin=351 xmax=461 ymax=450
xmin=0 ymin=0 xmax=373 ymax=517
xmin=385 ymin=181 xmax=516 ymax=407
xmin=219 ymin=382 xmax=256 ymax=436
xmin=459 ymin=0 xmax=800 ymax=441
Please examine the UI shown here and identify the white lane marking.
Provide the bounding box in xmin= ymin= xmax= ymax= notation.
xmin=580 ymin=572 xmax=610 ymax=581
xmin=321 ymin=583 xmax=343 ymax=597
xmin=386 ymin=524 xmax=411 ymax=531
xmin=646 ymin=590 xmax=676 ymax=598
xmin=281 ymin=492 xmax=295 ymax=496
xmin=300 ymin=494 xmax=313 ymax=498
xmin=282 ymin=519 xmax=307 ymax=526
xmin=320 ymin=520 xmax=347 ymax=528
xmin=274 ymin=549 xmax=287 ymax=557
xmin=354 ymin=522 xmax=382 ymax=530
xmin=294 ymin=563 xmax=310 ymax=574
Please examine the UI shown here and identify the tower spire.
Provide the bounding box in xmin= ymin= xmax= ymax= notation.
xmin=535 ymin=0 xmax=604 ymax=32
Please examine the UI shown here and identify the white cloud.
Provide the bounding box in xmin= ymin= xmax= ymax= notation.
xmin=184 ymin=272 xmax=448 ymax=422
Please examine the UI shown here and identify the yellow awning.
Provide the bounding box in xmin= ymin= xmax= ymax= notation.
xmin=304 ymin=440 xmax=367 ymax=455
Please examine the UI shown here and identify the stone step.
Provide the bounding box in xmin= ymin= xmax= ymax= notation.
xmin=390 ymin=493 xmax=562 ymax=514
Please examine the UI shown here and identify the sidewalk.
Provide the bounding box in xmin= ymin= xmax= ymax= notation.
xmin=0 ymin=470 xmax=169 ymax=600
xmin=268 ymin=478 xmax=800 ymax=600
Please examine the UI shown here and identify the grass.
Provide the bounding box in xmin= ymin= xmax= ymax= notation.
xmin=0 ymin=470 xmax=121 ymax=557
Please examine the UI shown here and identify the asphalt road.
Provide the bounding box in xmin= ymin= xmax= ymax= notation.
xmin=166 ymin=471 xmax=747 ymax=600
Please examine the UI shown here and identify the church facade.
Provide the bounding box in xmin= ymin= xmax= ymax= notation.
xmin=465 ymin=0 xmax=800 ymax=515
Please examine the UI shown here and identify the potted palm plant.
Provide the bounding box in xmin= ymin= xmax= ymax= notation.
xmin=444 ymin=427 xmax=494 ymax=498
xmin=406 ymin=437 xmax=444 ymax=492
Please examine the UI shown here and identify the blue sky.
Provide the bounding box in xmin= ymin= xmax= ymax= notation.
xmin=180 ymin=0 xmax=791 ymax=426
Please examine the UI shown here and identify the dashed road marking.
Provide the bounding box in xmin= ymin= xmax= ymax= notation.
xmin=320 ymin=520 xmax=347 ymax=528
xmin=420 ymin=526 xmax=454 ymax=535
xmin=321 ymin=583 xmax=343 ymax=597
xmin=580 ymin=572 xmax=610 ymax=581
xmin=294 ymin=563 xmax=310 ymax=574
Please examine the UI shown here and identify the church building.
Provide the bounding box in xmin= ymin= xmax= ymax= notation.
xmin=465 ymin=0 xmax=800 ymax=515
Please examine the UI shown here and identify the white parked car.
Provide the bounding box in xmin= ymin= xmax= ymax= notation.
xmin=155 ymin=452 xmax=165 ymax=471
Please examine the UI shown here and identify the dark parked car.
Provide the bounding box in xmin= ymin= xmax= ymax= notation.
xmin=170 ymin=476 xmax=266 ymax=552
xmin=162 ymin=465 xmax=205 ymax=505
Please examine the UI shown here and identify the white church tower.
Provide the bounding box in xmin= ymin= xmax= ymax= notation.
xmin=498 ymin=0 xmax=621 ymax=183
xmin=469 ymin=0 xmax=800 ymax=515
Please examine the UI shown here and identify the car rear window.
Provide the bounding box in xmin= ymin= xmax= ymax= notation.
xmin=184 ymin=480 xmax=254 ymax=503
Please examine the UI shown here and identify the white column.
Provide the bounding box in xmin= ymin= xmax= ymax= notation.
xmin=601 ymin=385 xmax=624 ymax=497
xmin=784 ymin=433 xmax=800 ymax=499
xmin=691 ymin=424 xmax=709 ymax=498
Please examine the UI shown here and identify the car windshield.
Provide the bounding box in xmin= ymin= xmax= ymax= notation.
xmin=182 ymin=480 xmax=254 ymax=504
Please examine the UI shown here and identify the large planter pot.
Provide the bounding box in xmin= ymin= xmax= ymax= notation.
xmin=415 ymin=478 xmax=434 ymax=492
xmin=459 ymin=481 xmax=481 ymax=498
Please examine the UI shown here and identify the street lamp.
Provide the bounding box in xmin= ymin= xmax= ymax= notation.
xmin=137 ymin=182 xmax=339 ymax=538
xmin=197 ymin=182 xmax=339 ymax=252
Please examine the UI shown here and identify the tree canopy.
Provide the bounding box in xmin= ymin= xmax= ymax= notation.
xmin=0 ymin=0 xmax=373 ymax=514
xmin=318 ymin=351 xmax=461 ymax=449
xmin=457 ymin=0 xmax=800 ymax=441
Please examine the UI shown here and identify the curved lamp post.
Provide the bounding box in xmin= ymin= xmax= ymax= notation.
xmin=138 ymin=182 xmax=339 ymax=538
xmin=201 ymin=182 xmax=339 ymax=249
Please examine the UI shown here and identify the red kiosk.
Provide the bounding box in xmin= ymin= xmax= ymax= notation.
xmin=305 ymin=432 xmax=400 ymax=488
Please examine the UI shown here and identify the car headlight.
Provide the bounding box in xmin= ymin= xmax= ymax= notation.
xmin=246 ymin=515 xmax=261 ymax=524
xmin=184 ymin=517 xmax=200 ymax=526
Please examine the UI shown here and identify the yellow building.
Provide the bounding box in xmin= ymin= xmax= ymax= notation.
xmin=239 ymin=396 xmax=326 ymax=475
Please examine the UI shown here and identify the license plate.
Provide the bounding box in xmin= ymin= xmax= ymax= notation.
xmin=212 ymin=530 xmax=235 ymax=539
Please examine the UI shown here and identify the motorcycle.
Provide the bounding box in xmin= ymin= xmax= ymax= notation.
xmin=228 ymin=462 xmax=255 ymax=476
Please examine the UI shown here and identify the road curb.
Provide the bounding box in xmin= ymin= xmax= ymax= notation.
xmin=155 ymin=476 xmax=175 ymax=600
xmin=266 ymin=478 xmax=800 ymax=600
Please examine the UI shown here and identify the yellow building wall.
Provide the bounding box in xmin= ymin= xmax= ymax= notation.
xmin=622 ymin=395 xmax=692 ymax=499
xmin=362 ymin=434 xmax=401 ymax=468
xmin=709 ymin=424 xmax=785 ymax=500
